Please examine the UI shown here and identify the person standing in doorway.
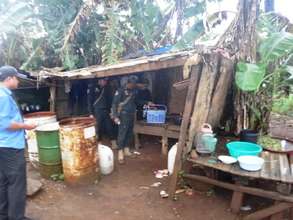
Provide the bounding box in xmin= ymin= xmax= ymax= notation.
xmin=0 ymin=66 xmax=36 ymax=220
xmin=136 ymin=78 xmax=152 ymax=121
xmin=87 ymin=77 xmax=118 ymax=149
xmin=112 ymin=76 xmax=152 ymax=164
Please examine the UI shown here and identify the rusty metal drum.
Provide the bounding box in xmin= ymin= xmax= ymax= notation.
xmin=59 ymin=117 xmax=99 ymax=185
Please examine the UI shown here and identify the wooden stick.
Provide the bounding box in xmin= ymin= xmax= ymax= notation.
xmin=49 ymin=81 xmax=57 ymax=112
xmin=231 ymin=191 xmax=244 ymax=214
xmin=161 ymin=134 xmax=168 ymax=155
xmin=183 ymin=174 xmax=293 ymax=203
xmin=168 ymin=64 xmax=202 ymax=198
xmin=243 ymin=202 xmax=292 ymax=220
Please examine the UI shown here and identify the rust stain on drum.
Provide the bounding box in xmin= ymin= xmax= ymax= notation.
xmin=59 ymin=117 xmax=99 ymax=185
xmin=24 ymin=111 xmax=56 ymax=119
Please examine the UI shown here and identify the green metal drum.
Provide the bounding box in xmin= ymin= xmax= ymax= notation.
xmin=36 ymin=122 xmax=63 ymax=179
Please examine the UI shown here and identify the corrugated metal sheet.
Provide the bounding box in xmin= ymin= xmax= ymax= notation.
xmin=37 ymin=50 xmax=196 ymax=79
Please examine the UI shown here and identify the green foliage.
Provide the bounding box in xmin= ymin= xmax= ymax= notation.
xmin=0 ymin=0 xmax=226 ymax=70
xmin=258 ymin=135 xmax=282 ymax=151
xmin=272 ymin=95 xmax=293 ymax=116
xmin=236 ymin=63 xmax=266 ymax=91
xmin=183 ymin=2 xmax=205 ymax=19
xmin=0 ymin=1 xmax=33 ymax=33
xmin=259 ymin=32 xmax=293 ymax=63
xmin=130 ymin=0 xmax=164 ymax=50
xmin=173 ymin=20 xmax=204 ymax=50
xmin=235 ymin=12 xmax=293 ymax=130
xmin=257 ymin=12 xmax=289 ymax=38
xmin=236 ymin=13 xmax=293 ymax=93
xmin=101 ymin=7 xmax=125 ymax=64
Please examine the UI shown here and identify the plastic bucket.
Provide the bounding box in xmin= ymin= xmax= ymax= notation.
xmin=146 ymin=105 xmax=167 ymax=124
xmin=240 ymin=129 xmax=258 ymax=143
xmin=36 ymin=122 xmax=62 ymax=179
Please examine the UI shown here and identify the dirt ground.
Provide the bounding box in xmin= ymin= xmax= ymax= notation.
xmin=26 ymin=138 xmax=238 ymax=220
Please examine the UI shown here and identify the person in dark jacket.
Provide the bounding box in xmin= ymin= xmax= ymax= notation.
xmin=87 ymin=77 xmax=117 ymax=149
xmin=136 ymin=78 xmax=152 ymax=120
xmin=112 ymin=76 xmax=152 ymax=164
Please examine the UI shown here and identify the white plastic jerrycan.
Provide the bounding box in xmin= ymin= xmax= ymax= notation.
xmin=98 ymin=144 xmax=114 ymax=175
xmin=168 ymin=143 xmax=178 ymax=175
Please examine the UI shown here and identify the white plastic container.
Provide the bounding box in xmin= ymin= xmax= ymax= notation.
xmin=168 ymin=143 xmax=178 ymax=175
xmin=98 ymin=144 xmax=114 ymax=175
xmin=238 ymin=156 xmax=264 ymax=171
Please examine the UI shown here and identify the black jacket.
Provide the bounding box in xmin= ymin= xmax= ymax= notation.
xmin=87 ymin=83 xmax=112 ymax=114
xmin=111 ymin=88 xmax=147 ymax=118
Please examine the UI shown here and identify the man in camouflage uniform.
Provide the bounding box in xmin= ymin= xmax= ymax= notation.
xmin=87 ymin=77 xmax=117 ymax=149
xmin=111 ymin=76 xmax=151 ymax=164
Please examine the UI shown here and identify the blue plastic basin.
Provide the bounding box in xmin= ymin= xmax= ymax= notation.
xmin=226 ymin=141 xmax=263 ymax=158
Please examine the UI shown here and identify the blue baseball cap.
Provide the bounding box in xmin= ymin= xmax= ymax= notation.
xmin=0 ymin=65 xmax=27 ymax=81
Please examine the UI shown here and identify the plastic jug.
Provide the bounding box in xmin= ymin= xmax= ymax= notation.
xmin=196 ymin=123 xmax=218 ymax=154
xmin=98 ymin=144 xmax=114 ymax=175
xmin=168 ymin=143 xmax=178 ymax=175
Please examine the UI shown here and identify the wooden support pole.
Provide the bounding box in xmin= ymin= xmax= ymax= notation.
xmin=161 ymin=134 xmax=168 ymax=155
xmin=134 ymin=133 xmax=141 ymax=150
xmin=243 ymin=202 xmax=292 ymax=220
xmin=49 ymin=80 xmax=57 ymax=112
xmin=231 ymin=191 xmax=244 ymax=214
xmin=186 ymin=53 xmax=221 ymax=153
xmin=168 ymin=64 xmax=202 ymax=198
xmin=183 ymin=174 xmax=293 ymax=203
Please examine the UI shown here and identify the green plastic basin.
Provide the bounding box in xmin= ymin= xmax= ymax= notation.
xmin=226 ymin=141 xmax=262 ymax=158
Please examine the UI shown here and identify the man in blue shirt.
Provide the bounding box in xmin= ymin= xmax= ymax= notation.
xmin=0 ymin=66 xmax=36 ymax=220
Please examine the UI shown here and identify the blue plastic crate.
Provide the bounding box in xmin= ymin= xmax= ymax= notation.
xmin=146 ymin=105 xmax=167 ymax=124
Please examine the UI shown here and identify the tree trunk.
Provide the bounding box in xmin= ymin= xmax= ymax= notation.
xmin=185 ymin=53 xmax=235 ymax=153
xmin=219 ymin=0 xmax=260 ymax=133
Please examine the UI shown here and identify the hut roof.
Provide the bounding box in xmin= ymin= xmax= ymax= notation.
xmin=37 ymin=50 xmax=197 ymax=80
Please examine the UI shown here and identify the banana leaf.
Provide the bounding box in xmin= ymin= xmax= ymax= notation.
xmin=236 ymin=62 xmax=266 ymax=91
xmin=259 ymin=31 xmax=293 ymax=63
xmin=285 ymin=65 xmax=293 ymax=79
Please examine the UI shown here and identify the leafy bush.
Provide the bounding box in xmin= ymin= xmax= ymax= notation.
xmin=272 ymin=95 xmax=293 ymax=116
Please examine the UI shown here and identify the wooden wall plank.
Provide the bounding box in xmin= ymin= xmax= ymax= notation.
xmin=168 ymin=63 xmax=202 ymax=198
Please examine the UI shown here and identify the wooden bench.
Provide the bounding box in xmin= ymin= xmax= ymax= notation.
xmin=134 ymin=121 xmax=180 ymax=155
xmin=184 ymin=151 xmax=293 ymax=219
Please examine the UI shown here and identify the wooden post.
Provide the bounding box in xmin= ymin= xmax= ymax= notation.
xmin=134 ymin=133 xmax=141 ymax=150
xmin=186 ymin=53 xmax=221 ymax=153
xmin=168 ymin=64 xmax=202 ymax=198
xmin=161 ymin=133 xmax=168 ymax=155
xmin=231 ymin=191 xmax=244 ymax=214
xmin=49 ymin=80 xmax=57 ymax=112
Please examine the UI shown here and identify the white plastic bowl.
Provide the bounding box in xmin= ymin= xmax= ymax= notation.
xmin=238 ymin=156 xmax=264 ymax=171
xmin=218 ymin=155 xmax=237 ymax=164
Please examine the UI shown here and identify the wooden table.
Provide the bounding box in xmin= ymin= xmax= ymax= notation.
xmin=134 ymin=121 xmax=180 ymax=155
xmin=184 ymin=151 xmax=293 ymax=220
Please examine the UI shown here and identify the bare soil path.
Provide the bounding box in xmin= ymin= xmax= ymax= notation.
xmin=27 ymin=139 xmax=236 ymax=220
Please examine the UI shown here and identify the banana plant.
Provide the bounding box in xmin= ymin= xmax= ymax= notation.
xmin=236 ymin=13 xmax=293 ymax=92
